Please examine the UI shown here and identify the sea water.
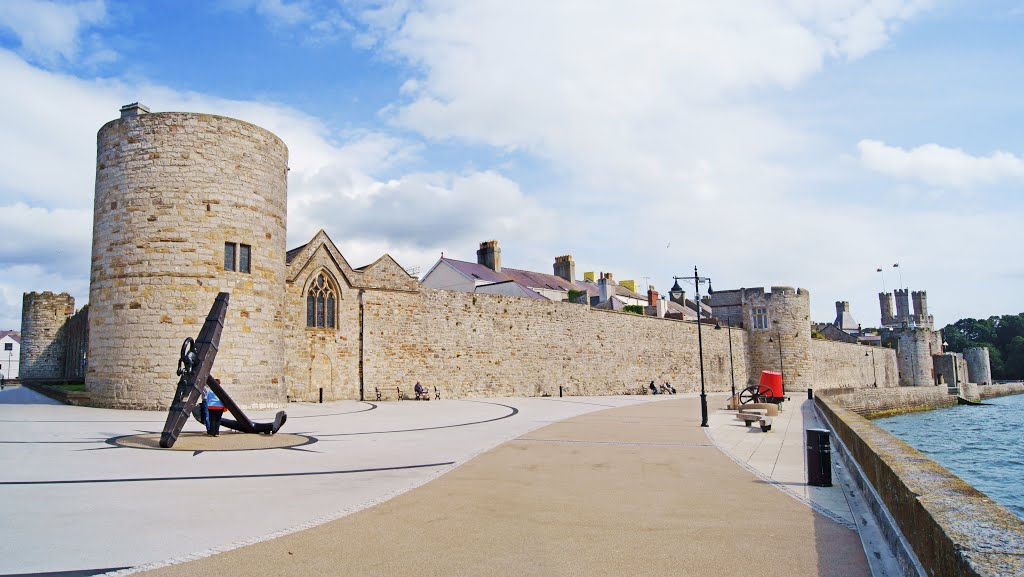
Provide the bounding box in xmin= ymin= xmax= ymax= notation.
xmin=874 ymin=393 xmax=1024 ymax=521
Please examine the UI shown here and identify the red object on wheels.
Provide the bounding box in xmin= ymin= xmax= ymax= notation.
xmin=759 ymin=371 xmax=784 ymax=398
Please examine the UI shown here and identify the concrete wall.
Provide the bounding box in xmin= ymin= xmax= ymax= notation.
xmin=809 ymin=340 xmax=898 ymax=390
xmin=87 ymin=110 xmax=288 ymax=409
xmin=19 ymin=292 xmax=75 ymax=381
xmin=816 ymin=388 xmax=1024 ymax=577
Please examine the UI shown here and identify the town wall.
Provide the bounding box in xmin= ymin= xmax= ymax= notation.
xmin=808 ymin=340 xmax=898 ymax=390
xmin=19 ymin=292 xmax=76 ymax=381
xmin=362 ymin=288 xmax=752 ymax=398
xmin=87 ymin=110 xmax=288 ymax=409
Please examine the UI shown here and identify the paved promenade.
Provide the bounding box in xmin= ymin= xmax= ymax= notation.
xmin=0 ymin=387 xmax=870 ymax=576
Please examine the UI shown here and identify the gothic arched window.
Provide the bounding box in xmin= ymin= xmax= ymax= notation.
xmin=306 ymin=273 xmax=337 ymax=329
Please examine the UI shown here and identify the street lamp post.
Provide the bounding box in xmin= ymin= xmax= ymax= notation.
xmin=768 ymin=331 xmax=784 ymax=395
xmin=715 ymin=316 xmax=736 ymax=401
xmin=672 ymin=267 xmax=712 ymax=428
xmin=866 ymin=350 xmax=877 ymax=387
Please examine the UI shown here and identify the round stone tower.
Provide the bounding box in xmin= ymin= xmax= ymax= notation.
xmin=743 ymin=287 xmax=812 ymax=391
xmin=897 ymin=328 xmax=933 ymax=386
xmin=964 ymin=347 xmax=992 ymax=386
xmin=87 ymin=104 xmax=289 ymax=409
xmin=19 ymin=291 xmax=75 ymax=381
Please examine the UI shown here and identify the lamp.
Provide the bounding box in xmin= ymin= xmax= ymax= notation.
xmin=673 ymin=267 xmax=712 ymax=427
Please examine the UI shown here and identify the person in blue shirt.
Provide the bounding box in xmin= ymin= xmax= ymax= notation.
xmin=202 ymin=381 xmax=227 ymax=436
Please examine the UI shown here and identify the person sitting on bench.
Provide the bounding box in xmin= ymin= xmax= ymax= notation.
xmin=414 ymin=382 xmax=429 ymax=400
xmin=660 ymin=382 xmax=676 ymax=394
xmin=649 ymin=381 xmax=659 ymax=395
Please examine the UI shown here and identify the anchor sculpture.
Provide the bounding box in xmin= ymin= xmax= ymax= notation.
xmin=159 ymin=292 xmax=286 ymax=448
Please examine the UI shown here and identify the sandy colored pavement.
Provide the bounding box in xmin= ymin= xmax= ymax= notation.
xmin=136 ymin=397 xmax=869 ymax=577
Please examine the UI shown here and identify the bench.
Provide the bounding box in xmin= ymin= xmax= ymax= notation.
xmin=734 ymin=410 xmax=773 ymax=432
xmin=373 ymin=387 xmax=407 ymax=401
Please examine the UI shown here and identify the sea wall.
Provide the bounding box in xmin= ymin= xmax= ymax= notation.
xmin=809 ymin=339 xmax=898 ymax=390
xmin=816 ymin=389 xmax=1024 ymax=577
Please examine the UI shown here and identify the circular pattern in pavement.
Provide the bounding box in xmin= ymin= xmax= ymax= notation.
xmin=111 ymin=431 xmax=317 ymax=451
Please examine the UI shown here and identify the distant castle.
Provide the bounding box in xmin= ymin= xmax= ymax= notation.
xmin=17 ymin=104 xmax=985 ymax=410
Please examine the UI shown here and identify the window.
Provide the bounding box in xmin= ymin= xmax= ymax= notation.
xmin=224 ymin=242 xmax=252 ymax=274
xmin=306 ymin=273 xmax=337 ymax=329
xmin=752 ymin=307 xmax=769 ymax=329
xmin=3 ymin=343 xmax=11 ymax=351
xmin=224 ymin=242 xmax=236 ymax=271
xmin=239 ymin=244 xmax=251 ymax=274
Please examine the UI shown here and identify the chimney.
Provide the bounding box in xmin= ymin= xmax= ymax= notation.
xmin=476 ymin=240 xmax=501 ymax=273
xmin=598 ymin=274 xmax=616 ymax=303
xmin=647 ymin=286 xmax=658 ymax=306
xmin=120 ymin=102 xmax=150 ymax=118
xmin=553 ymin=255 xmax=575 ymax=283
xmin=656 ymin=296 xmax=668 ymax=319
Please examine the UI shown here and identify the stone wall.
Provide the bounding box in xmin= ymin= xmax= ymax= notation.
xmin=816 ymin=389 xmax=1024 ymax=577
xmin=821 ymin=386 xmax=955 ymax=419
xmin=809 ymin=340 xmax=898 ymax=390
xmin=62 ymin=305 xmax=89 ymax=381
xmin=19 ymin=292 xmax=75 ymax=381
xmin=87 ymin=110 xmax=289 ymax=409
xmin=979 ymin=382 xmax=1024 ymax=399
xmin=361 ymin=288 xmax=751 ymax=398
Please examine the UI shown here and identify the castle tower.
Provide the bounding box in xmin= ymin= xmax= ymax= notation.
xmin=742 ymin=287 xmax=812 ymax=390
xmin=19 ymin=292 xmax=75 ymax=381
xmin=88 ymin=104 xmax=289 ymax=409
xmin=911 ymin=290 xmax=927 ymax=320
xmin=964 ymin=347 xmax=992 ymax=386
xmin=897 ymin=328 xmax=933 ymax=386
xmin=894 ymin=289 xmax=911 ymax=324
xmin=878 ymin=292 xmax=894 ymax=327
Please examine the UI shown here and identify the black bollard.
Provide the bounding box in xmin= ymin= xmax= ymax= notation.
xmin=319 ymin=387 xmax=323 ymax=403
xmin=806 ymin=429 xmax=832 ymax=487
xmin=807 ymin=388 xmax=813 ymax=400
xmin=559 ymin=386 xmax=563 ymax=397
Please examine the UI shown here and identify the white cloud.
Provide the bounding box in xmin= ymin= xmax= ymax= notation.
xmin=858 ymin=139 xmax=1024 ymax=189
xmin=0 ymin=0 xmax=107 ymax=65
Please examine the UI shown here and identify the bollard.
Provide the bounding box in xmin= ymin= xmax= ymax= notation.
xmin=806 ymin=429 xmax=832 ymax=487
xmin=807 ymin=388 xmax=813 ymax=400
xmin=559 ymin=386 xmax=563 ymax=397
xmin=319 ymin=387 xmax=323 ymax=404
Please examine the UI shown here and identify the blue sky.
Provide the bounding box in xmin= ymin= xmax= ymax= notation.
xmin=0 ymin=0 xmax=1022 ymax=331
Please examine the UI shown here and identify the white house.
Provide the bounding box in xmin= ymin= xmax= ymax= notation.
xmin=0 ymin=330 xmax=20 ymax=379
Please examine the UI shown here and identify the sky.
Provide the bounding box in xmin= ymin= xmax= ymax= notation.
xmin=0 ymin=0 xmax=1022 ymax=331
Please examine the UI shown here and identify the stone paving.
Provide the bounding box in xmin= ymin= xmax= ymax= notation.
xmin=0 ymin=386 xmax=882 ymax=576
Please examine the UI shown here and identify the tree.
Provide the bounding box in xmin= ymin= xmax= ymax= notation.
xmin=623 ymin=304 xmax=644 ymax=315
xmin=1004 ymin=336 xmax=1024 ymax=379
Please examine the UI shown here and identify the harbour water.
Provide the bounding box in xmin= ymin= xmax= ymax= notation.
xmin=874 ymin=392 xmax=1024 ymax=521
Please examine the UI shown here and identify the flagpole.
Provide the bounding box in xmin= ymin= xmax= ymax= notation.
xmin=894 ymin=262 xmax=903 ymax=290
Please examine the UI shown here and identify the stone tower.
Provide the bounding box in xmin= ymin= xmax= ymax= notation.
xmin=879 ymin=292 xmax=894 ymax=327
xmin=741 ymin=287 xmax=812 ymax=390
xmin=19 ymin=292 xmax=75 ymax=381
xmin=87 ymin=104 xmax=289 ymax=409
xmin=894 ymin=289 xmax=911 ymax=324
xmin=964 ymin=347 xmax=992 ymax=386
xmin=897 ymin=328 xmax=933 ymax=386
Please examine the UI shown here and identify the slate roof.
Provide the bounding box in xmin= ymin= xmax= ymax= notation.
xmin=440 ymin=258 xmax=600 ymax=297
xmin=0 ymin=330 xmax=20 ymax=343
xmin=475 ymin=280 xmax=548 ymax=299
xmin=285 ymin=244 xmax=308 ymax=264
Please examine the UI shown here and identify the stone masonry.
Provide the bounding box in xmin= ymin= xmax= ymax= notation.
xmin=24 ymin=106 xmax=903 ymax=409
xmin=19 ymin=292 xmax=76 ymax=381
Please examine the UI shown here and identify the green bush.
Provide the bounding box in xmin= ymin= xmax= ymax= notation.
xmin=624 ymin=304 xmax=644 ymax=315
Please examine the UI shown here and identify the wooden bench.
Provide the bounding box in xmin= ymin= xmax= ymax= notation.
xmin=734 ymin=410 xmax=773 ymax=432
